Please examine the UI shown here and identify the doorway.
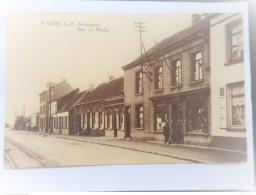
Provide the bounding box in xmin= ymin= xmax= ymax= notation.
xmin=172 ymin=103 xmax=183 ymax=144
xmin=125 ymin=106 xmax=131 ymax=138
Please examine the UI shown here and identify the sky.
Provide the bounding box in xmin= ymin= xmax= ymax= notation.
xmin=5 ymin=11 xmax=192 ymax=125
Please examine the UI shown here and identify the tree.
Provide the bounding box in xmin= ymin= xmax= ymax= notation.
xmin=14 ymin=115 xmax=26 ymax=130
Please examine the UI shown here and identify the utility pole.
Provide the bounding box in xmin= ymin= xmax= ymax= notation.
xmin=47 ymin=82 xmax=55 ymax=134
xmin=135 ymin=21 xmax=152 ymax=81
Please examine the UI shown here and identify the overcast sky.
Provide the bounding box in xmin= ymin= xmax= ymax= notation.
xmin=5 ymin=11 xmax=192 ymax=125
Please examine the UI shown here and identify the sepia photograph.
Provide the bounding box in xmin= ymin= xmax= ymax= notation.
xmin=3 ymin=10 xmax=249 ymax=169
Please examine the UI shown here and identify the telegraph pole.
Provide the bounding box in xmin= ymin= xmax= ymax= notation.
xmin=135 ymin=21 xmax=152 ymax=81
xmin=47 ymin=82 xmax=54 ymax=134
xmin=135 ymin=21 xmax=146 ymax=68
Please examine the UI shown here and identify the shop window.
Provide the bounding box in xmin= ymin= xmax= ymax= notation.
xmin=136 ymin=104 xmax=144 ymax=128
xmin=136 ymin=71 xmax=143 ymax=94
xmin=227 ymin=82 xmax=245 ymax=129
xmin=186 ymin=96 xmax=208 ymax=134
xmin=226 ymin=19 xmax=243 ymax=63
xmin=171 ymin=58 xmax=181 ymax=86
xmin=155 ymin=65 xmax=163 ymax=90
xmin=155 ymin=105 xmax=168 ymax=131
xmin=191 ymin=50 xmax=202 ymax=81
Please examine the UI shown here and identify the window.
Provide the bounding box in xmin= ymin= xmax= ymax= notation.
xmin=227 ymin=82 xmax=245 ymax=128
xmin=227 ymin=19 xmax=243 ymax=62
xmin=155 ymin=105 xmax=168 ymax=131
xmin=191 ymin=50 xmax=202 ymax=81
xmin=135 ymin=71 xmax=143 ymax=94
xmin=171 ymin=58 xmax=181 ymax=85
xmin=186 ymin=95 xmax=208 ymax=134
xmin=136 ymin=104 xmax=144 ymax=128
xmin=155 ymin=65 xmax=163 ymax=90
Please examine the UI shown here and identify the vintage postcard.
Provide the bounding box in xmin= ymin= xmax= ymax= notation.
xmin=3 ymin=10 xmax=250 ymax=169
xmin=0 ymin=0 xmax=255 ymax=192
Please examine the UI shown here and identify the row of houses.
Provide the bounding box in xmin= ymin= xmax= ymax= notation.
xmin=32 ymin=13 xmax=246 ymax=152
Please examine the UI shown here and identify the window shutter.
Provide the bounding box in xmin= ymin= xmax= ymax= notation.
xmin=116 ymin=110 xmax=119 ymax=130
xmin=84 ymin=113 xmax=87 ymax=129
xmin=220 ymin=87 xmax=226 ymax=128
xmin=81 ymin=114 xmax=83 ymax=129
xmin=104 ymin=112 xmax=108 ymax=129
xmin=95 ymin=112 xmax=99 ymax=129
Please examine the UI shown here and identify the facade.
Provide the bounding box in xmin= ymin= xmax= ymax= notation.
xmin=210 ymin=13 xmax=247 ymax=151
xmin=123 ymin=14 xmax=213 ymax=146
xmin=74 ymin=77 xmax=124 ymax=138
xmin=50 ymin=89 xmax=87 ymax=135
xmin=39 ymin=79 xmax=73 ymax=132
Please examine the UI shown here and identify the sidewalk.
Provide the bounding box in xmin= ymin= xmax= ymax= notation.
xmin=46 ymin=133 xmax=247 ymax=163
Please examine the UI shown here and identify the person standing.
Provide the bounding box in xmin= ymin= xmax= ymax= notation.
xmin=163 ymin=121 xmax=170 ymax=144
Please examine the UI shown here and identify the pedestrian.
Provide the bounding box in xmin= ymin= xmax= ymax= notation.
xmin=163 ymin=121 xmax=170 ymax=144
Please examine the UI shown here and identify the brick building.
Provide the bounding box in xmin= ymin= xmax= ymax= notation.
xmin=74 ymin=77 xmax=124 ymax=138
xmin=50 ymin=89 xmax=88 ymax=135
xmin=39 ymin=79 xmax=73 ymax=132
xmin=123 ymin=14 xmax=214 ymax=146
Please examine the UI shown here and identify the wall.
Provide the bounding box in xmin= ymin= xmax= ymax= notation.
xmin=210 ymin=13 xmax=246 ymax=151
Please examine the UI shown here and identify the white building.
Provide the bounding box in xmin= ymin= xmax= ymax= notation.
xmin=210 ymin=13 xmax=246 ymax=151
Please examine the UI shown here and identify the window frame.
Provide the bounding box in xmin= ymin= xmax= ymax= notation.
xmin=135 ymin=70 xmax=143 ymax=95
xmin=171 ymin=57 xmax=182 ymax=86
xmin=135 ymin=104 xmax=144 ymax=129
xmin=226 ymin=81 xmax=246 ymax=131
xmin=190 ymin=49 xmax=203 ymax=82
xmin=226 ymin=18 xmax=244 ymax=64
xmin=154 ymin=64 xmax=163 ymax=90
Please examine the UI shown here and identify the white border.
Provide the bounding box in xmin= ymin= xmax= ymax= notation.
xmin=0 ymin=0 xmax=254 ymax=192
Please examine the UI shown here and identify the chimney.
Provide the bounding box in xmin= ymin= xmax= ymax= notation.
xmin=109 ymin=76 xmax=114 ymax=81
xmin=191 ymin=14 xmax=201 ymax=24
xmin=89 ymin=84 xmax=94 ymax=91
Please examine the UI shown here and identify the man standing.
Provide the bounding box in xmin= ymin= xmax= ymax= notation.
xmin=163 ymin=121 xmax=170 ymax=144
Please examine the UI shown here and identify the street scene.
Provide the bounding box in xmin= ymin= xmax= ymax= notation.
xmin=4 ymin=128 xmax=247 ymax=168
xmin=4 ymin=12 xmax=248 ymax=168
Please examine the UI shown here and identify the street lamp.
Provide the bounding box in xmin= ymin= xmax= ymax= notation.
xmin=47 ymin=82 xmax=55 ymax=134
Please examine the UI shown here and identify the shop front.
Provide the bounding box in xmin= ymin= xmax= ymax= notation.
xmin=152 ymin=88 xmax=211 ymax=146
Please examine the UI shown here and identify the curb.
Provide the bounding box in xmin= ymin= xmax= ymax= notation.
xmin=55 ymin=135 xmax=209 ymax=163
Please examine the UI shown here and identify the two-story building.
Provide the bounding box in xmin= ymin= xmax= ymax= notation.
xmin=39 ymin=79 xmax=73 ymax=132
xmin=210 ymin=13 xmax=247 ymax=151
xmin=74 ymin=77 xmax=124 ymax=138
xmin=123 ymin=14 xmax=214 ymax=146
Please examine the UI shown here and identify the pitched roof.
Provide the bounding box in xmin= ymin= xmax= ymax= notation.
xmin=77 ymin=77 xmax=124 ymax=104
xmin=60 ymin=90 xmax=88 ymax=112
xmin=52 ymin=89 xmax=79 ymax=111
xmin=123 ymin=14 xmax=217 ymax=70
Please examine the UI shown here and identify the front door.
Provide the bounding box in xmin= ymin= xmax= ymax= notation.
xmin=125 ymin=106 xmax=131 ymax=138
xmin=172 ymin=103 xmax=183 ymax=144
